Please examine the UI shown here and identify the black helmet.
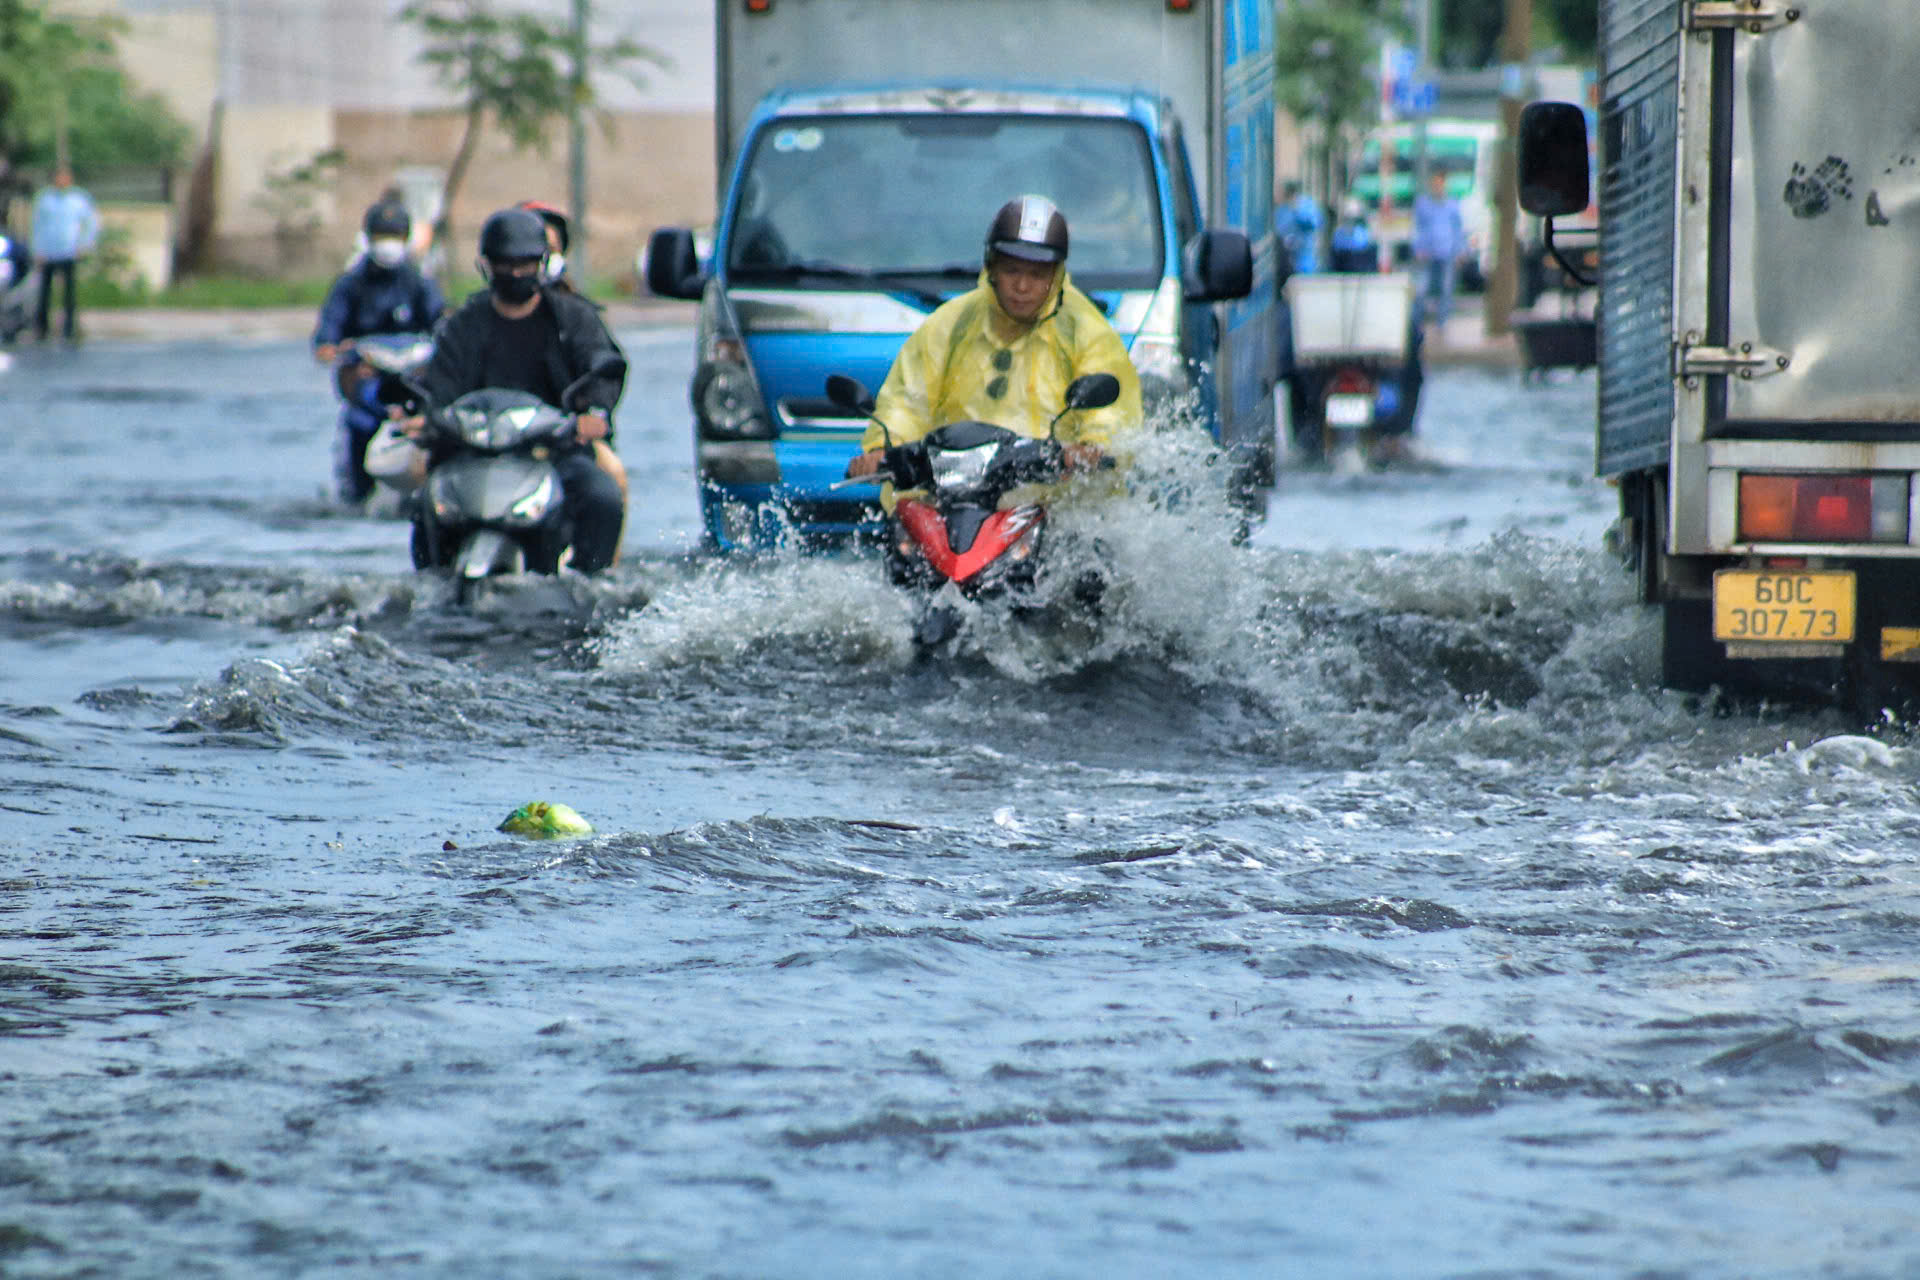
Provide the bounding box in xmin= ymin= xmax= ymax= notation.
xmin=985 ymin=195 xmax=1069 ymax=264
xmin=478 ymin=207 xmax=550 ymax=262
xmin=363 ymin=200 xmax=411 ymax=238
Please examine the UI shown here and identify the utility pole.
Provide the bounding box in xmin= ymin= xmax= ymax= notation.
xmin=1486 ymin=0 xmax=1531 ymax=338
xmin=1412 ymin=0 xmax=1432 ymax=191
xmin=567 ymin=0 xmax=589 ymax=280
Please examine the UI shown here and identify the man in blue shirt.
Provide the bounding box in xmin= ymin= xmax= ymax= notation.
xmin=313 ymin=200 xmax=445 ymax=504
xmin=30 ymin=167 xmax=99 ymax=342
xmin=1411 ymin=171 xmax=1467 ymax=332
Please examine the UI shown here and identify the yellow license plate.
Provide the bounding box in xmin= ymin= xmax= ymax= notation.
xmin=1713 ymin=570 xmax=1855 ymax=643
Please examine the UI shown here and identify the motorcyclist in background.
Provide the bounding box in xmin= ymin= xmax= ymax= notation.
xmin=313 ymin=199 xmax=445 ymax=504
xmin=516 ymin=199 xmax=572 ymax=286
xmin=844 ymin=195 xmax=1141 ymax=490
xmin=1328 ymin=197 xmax=1379 ymax=274
xmin=402 ymin=207 xmax=627 ymax=574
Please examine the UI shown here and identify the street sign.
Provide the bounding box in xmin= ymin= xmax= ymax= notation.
xmin=1393 ymin=80 xmax=1437 ymax=117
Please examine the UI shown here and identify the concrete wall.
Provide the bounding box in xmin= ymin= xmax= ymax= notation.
xmin=213 ymin=105 xmax=342 ymax=272
xmin=98 ymin=202 xmax=176 ymax=289
xmin=58 ymin=0 xmax=722 ymax=278
xmin=330 ymin=108 xmax=715 ymax=285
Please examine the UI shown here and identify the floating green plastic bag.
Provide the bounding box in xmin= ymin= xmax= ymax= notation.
xmin=498 ymin=801 xmax=593 ymax=838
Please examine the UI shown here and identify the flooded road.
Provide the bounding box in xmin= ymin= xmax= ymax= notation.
xmin=2 ymin=330 xmax=1915 ymax=1278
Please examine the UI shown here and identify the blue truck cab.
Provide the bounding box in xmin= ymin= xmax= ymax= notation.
xmin=645 ymin=1 xmax=1278 ymax=551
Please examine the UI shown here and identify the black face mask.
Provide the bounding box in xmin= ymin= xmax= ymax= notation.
xmin=489 ymin=271 xmax=539 ymax=305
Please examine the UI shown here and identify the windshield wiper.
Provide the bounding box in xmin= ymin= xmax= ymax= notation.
xmin=731 ymin=258 xmax=880 ymax=282
xmin=732 ymin=260 xmax=960 ymax=308
xmin=871 ymin=264 xmax=981 ymax=280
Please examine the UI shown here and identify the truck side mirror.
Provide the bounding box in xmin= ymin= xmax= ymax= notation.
xmin=644 ymin=227 xmax=704 ymax=300
xmin=1183 ymin=228 xmax=1253 ymax=302
xmin=1518 ymin=101 xmax=1591 ymax=218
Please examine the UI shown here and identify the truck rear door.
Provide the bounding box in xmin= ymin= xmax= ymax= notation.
xmin=1708 ymin=2 xmax=1920 ymax=436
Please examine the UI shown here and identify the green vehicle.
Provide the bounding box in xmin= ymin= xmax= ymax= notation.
xmin=1348 ymin=120 xmax=1497 ymax=289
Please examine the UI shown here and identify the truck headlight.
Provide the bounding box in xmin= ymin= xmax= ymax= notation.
xmin=693 ymin=357 xmax=772 ymax=439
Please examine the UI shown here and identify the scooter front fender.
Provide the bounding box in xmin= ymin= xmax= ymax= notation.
xmin=453 ymin=528 xmax=518 ymax=580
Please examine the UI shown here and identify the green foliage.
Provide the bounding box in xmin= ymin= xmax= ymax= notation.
xmin=1274 ymin=5 xmax=1383 ymax=142
xmin=77 ymin=272 xmax=337 ymax=309
xmin=1434 ymin=0 xmax=1598 ymax=68
xmin=254 ymin=148 xmax=347 ymax=243
xmin=399 ymin=0 xmax=667 ymax=246
xmin=79 ymin=222 xmax=134 ymax=286
xmin=1539 ymin=0 xmax=1598 ymax=61
xmin=0 ymin=6 xmax=189 ymax=176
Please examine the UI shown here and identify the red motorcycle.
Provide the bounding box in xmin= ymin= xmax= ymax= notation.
xmin=828 ymin=372 xmax=1121 ymax=649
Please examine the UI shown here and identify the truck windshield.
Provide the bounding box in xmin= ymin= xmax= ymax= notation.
xmin=724 ymin=114 xmax=1163 ymax=291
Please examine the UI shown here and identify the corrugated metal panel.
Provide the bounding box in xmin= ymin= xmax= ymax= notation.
xmin=1596 ymin=0 xmax=1681 ymax=476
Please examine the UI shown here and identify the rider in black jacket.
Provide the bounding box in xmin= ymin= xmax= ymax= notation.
xmin=410 ymin=207 xmax=627 ymax=572
xmin=314 ymin=200 xmax=445 ymax=503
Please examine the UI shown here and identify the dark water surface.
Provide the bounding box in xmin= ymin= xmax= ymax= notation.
xmin=2 ymin=335 xmax=1915 ymax=1278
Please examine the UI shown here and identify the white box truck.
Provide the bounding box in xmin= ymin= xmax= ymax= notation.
xmin=1523 ymin=0 xmax=1920 ymax=712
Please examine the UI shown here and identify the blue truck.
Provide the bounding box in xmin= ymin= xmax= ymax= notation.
xmin=645 ymin=0 xmax=1281 ymax=551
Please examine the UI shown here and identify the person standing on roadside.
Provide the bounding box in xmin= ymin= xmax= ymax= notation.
xmin=30 ymin=167 xmax=99 ymax=343
xmin=1411 ymin=171 xmax=1467 ymax=334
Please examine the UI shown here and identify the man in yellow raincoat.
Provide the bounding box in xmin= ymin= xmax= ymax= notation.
xmin=845 ymin=195 xmax=1142 ymax=492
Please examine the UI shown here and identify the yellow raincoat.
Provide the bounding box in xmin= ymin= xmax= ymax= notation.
xmin=864 ymin=266 xmax=1143 ymax=471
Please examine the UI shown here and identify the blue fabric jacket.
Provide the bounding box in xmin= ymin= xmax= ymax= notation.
xmin=313 ymin=259 xmax=444 ymax=348
xmin=1411 ymin=193 xmax=1466 ymax=262
xmin=31 ymin=186 xmax=99 ymax=262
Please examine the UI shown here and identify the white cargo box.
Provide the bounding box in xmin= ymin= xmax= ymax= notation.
xmin=1285 ymin=273 xmax=1415 ymax=360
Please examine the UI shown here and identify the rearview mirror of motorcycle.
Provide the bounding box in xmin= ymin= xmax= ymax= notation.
xmin=825 ymin=373 xmax=894 ymax=446
xmin=561 ymin=354 xmax=628 ymax=411
xmin=1048 ymin=372 xmax=1122 ymax=437
xmin=1063 ymin=372 xmax=1121 ymax=412
xmin=825 ymin=374 xmax=875 ymax=415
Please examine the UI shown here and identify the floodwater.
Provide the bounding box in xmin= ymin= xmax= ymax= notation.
xmin=1 ymin=329 xmax=1915 ymax=1279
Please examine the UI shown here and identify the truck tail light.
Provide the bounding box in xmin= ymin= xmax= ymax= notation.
xmin=1737 ymin=473 xmax=1908 ymax=543
xmin=1167 ymin=0 xmax=1195 ymax=9
xmin=744 ymin=0 xmax=772 ymax=11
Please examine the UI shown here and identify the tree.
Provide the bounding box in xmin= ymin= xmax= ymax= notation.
xmin=1435 ymin=0 xmax=1596 ymax=68
xmin=1538 ymin=0 xmax=1597 ymax=62
xmin=400 ymin=0 xmax=665 ymax=255
xmin=1274 ymin=4 xmax=1398 ymax=207
xmin=0 ymin=4 xmax=187 ymax=180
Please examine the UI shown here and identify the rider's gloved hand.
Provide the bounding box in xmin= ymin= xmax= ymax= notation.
xmin=846 ymin=449 xmax=884 ymax=478
xmin=575 ymin=412 xmax=610 ymax=443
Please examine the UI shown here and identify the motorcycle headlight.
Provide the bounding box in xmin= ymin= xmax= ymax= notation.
xmin=930 ymin=444 xmax=997 ymax=494
xmin=508 ymin=472 xmax=559 ymax=523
